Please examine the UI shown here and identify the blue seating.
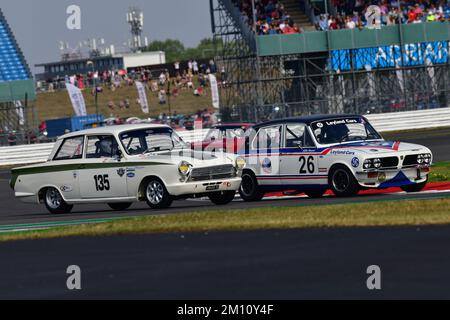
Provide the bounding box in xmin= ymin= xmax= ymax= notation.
xmin=0 ymin=12 xmax=30 ymax=82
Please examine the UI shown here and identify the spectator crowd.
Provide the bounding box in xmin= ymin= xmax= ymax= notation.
xmin=235 ymin=0 xmax=303 ymax=35
xmin=313 ymin=0 xmax=450 ymax=31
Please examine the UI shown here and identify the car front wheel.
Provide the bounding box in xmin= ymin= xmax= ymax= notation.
xmin=329 ymin=166 xmax=360 ymax=197
xmin=145 ymin=179 xmax=173 ymax=209
xmin=44 ymin=187 xmax=73 ymax=214
xmin=208 ymin=191 xmax=236 ymax=205
xmin=239 ymin=171 xmax=265 ymax=202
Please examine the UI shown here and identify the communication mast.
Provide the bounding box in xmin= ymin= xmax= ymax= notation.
xmin=127 ymin=7 xmax=144 ymax=52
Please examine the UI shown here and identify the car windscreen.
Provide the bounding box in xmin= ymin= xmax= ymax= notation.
xmin=205 ymin=127 xmax=246 ymax=140
xmin=310 ymin=117 xmax=382 ymax=145
xmin=119 ymin=128 xmax=187 ymax=155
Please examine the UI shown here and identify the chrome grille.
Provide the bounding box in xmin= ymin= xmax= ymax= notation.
xmin=190 ymin=165 xmax=235 ymax=182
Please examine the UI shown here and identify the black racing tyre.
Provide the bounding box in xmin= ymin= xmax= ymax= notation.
xmin=44 ymin=187 xmax=74 ymax=215
xmin=108 ymin=203 xmax=133 ymax=211
xmin=239 ymin=171 xmax=265 ymax=202
xmin=304 ymin=189 xmax=327 ymax=199
xmin=208 ymin=191 xmax=236 ymax=205
xmin=401 ymin=179 xmax=428 ymax=193
xmin=329 ymin=165 xmax=360 ymax=197
xmin=145 ymin=178 xmax=173 ymax=209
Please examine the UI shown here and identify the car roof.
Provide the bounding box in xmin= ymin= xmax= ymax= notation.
xmin=254 ymin=114 xmax=364 ymax=129
xmin=213 ymin=123 xmax=254 ymax=129
xmin=59 ymin=124 xmax=171 ymax=140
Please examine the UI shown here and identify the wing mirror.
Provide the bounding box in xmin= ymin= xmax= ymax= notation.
xmin=293 ymin=140 xmax=304 ymax=149
xmin=115 ymin=149 xmax=123 ymax=162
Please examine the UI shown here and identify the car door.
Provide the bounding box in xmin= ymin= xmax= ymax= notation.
xmin=280 ymin=123 xmax=323 ymax=188
xmin=50 ymin=136 xmax=84 ymax=201
xmin=78 ymin=135 xmax=129 ymax=199
xmin=249 ymin=125 xmax=282 ymax=187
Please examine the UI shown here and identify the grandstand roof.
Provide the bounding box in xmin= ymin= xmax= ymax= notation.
xmin=0 ymin=8 xmax=35 ymax=102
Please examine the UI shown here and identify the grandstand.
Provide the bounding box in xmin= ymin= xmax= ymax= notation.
xmin=210 ymin=0 xmax=450 ymax=122
xmin=0 ymin=8 xmax=35 ymax=143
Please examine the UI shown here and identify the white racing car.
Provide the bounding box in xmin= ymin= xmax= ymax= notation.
xmin=11 ymin=124 xmax=244 ymax=214
xmin=239 ymin=115 xmax=433 ymax=201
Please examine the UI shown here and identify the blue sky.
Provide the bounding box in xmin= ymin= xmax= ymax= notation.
xmin=1 ymin=0 xmax=212 ymax=74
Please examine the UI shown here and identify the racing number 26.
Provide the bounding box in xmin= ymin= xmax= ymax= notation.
xmin=94 ymin=174 xmax=110 ymax=191
xmin=299 ymin=156 xmax=315 ymax=174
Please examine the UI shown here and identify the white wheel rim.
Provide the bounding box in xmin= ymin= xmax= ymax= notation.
xmin=147 ymin=181 xmax=164 ymax=205
xmin=46 ymin=188 xmax=62 ymax=209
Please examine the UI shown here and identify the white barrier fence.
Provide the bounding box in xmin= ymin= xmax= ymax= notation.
xmin=1 ymin=108 xmax=449 ymax=166
xmin=0 ymin=129 xmax=210 ymax=167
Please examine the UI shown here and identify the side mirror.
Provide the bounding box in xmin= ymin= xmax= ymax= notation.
xmin=115 ymin=149 xmax=123 ymax=161
xmin=293 ymin=140 xmax=304 ymax=149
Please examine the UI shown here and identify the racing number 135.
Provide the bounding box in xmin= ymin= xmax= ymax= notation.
xmin=299 ymin=156 xmax=315 ymax=174
xmin=94 ymin=174 xmax=110 ymax=191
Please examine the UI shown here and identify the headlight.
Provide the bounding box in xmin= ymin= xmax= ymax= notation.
xmin=363 ymin=159 xmax=372 ymax=169
xmin=178 ymin=161 xmax=192 ymax=176
xmin=423 ymin=154 xmax=432 ymax=164
xmin=417 ymin=154 xmax=425 ymax=164
xmin=373 ymin=158 xmax=382 ymax=169
xmin=235 ymin=157 xmax=246 ymax=170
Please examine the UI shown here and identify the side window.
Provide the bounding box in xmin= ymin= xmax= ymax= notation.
xmin=54 ymin=136 xmax=84 ymax=161
xmin=285 ymin=124 xmax=306 ymax=148
xmin=252 ymin=125 xmax=282 ymax=150
xmin=86 ymin=135 xmax=119 ymax=159
xmin=304 ymin=128 xmax=316 ymax=148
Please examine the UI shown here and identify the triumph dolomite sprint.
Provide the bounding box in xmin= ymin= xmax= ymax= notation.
xmin=10 ymin=124 xmax=245 ymax=214
xmin=239 ymin=115 xmax=433 ymax=201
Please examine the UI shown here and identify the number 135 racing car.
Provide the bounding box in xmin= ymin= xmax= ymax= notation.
xmin=239 ymin=115 xmax=433 ymax=201
xmin=10 ymin=125 xmax=244 ymax=214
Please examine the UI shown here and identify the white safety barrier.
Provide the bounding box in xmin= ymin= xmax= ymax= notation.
xmin=367 ymin=107 xmax=450 ymax=132
xmin=0 ymin=108 xmax=449 ymax=166
xmin=0 ymin=130 xmax=210 ymax=167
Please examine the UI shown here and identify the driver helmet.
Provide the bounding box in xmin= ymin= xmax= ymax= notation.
xmin=100 ymin=138 xmax=113 ymax=155
xmin=323 ymin=125 xmax=349 ymax=142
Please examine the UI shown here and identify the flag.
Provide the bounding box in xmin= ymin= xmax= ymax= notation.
xmin=14 ymin=100 xmax=25 ymax=126
xmin=66 ymin=83 xmax=87 ymax=116
xmin=135 ymin=81 xmax=149 ymax=114
xmin=208 ymin=74 xmax=220 ymax=110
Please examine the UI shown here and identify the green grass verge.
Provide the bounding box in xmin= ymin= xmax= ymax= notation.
xmin=1 ymin=198 xmax=450 ymax=242
xmin=429 ymin=161 xmax=450 ymax=183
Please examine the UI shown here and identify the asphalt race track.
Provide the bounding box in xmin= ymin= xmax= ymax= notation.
xmin=1 ymin=226 xmax=450 ymax=299
xmin=0 ymin=128 xmax=449 ymax=299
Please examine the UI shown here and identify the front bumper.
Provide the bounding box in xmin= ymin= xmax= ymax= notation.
xmin=166 ymin=177 xmax=242 ymax=196
xmin=356 ymin=166 xmax=430 ymax=188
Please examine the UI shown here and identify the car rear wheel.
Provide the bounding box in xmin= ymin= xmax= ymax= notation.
xmin=329 ymin=166 xmax=360 ymax=197
xmin=239 ymin=171 xmax=265 ymax=202
xmin=401 ymin=179 xmax=428 ymax=193
xmin=145 ymin=179 xmax=173 ymax=209
xmin=108 ymin=203 xmax=132 ymax=211
xmin=208 ymin=191 xmax=236 ymax=205
xmin=44 ymin=187 xmax=73 ymax=215
xmin=304 ymin=189 xmax=327 ymax=199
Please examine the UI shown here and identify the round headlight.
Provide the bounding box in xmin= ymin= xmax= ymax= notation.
xmin=423 ymin=154 xmax=432 ymax=164
xmin=178 ymin=161 xmax=192 ymax=176
xmin=417 ymin=154 xmax=425 ymax=164
xmin=236 ymin=157 xmax=246 ymax=170
xmin=373 ymin=158 xmax=382 ymax=169
xmin=363 ymin=159 xmax=372 ymax=169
